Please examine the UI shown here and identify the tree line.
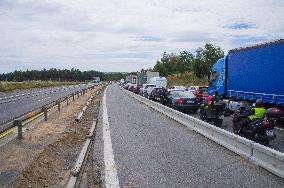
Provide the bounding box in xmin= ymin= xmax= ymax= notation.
xmin=0 ymin=68 xmax=126 ymax=82
xmin=153 ymin=43 xmax=224 ymax=78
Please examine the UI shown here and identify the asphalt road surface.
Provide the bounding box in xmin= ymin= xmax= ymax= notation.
xmin=99 ymin=84 xmax=284 ymax=187
xmin=0 ymin=84 xmax=87 ymax=125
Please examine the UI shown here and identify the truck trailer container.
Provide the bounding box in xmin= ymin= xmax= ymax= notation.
xmin=208 ymin=39 xmax=284 ymax=106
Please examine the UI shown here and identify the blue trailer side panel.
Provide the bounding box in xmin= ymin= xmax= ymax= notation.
xmin=227 ymin=41 xmax=284 ymax=105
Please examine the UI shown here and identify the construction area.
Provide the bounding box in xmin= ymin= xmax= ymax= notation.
xmin=0 ymin=85 xmax=105 ymax=187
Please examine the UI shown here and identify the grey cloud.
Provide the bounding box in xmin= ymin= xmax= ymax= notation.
xmin=224 ymin=22 xmax=257 ymax=30
xmin=131 ymin=35 xmax=163 ymax=42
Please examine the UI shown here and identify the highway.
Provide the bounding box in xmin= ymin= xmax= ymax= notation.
xmin=94 ymin=84 xmax=284 ymax=187
xmin=0 ymin=84 xmax=87 ymax=125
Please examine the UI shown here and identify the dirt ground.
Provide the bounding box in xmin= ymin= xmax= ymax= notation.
xmin=0 ymin=85 xmax=105 ymax=188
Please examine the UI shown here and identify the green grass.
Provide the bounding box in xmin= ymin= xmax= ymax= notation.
xmin=0 ymin=81 xmax=81 ymax=92
xmin=167 ymin=72 xmax=208 ymax=87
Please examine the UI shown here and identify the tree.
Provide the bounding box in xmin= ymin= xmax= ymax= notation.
xmin=193 ymin=43 xmax=224 ymax=78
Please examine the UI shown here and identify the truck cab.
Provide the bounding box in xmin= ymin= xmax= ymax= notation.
xmin=208 ymin=58 xmax=226 ymax=96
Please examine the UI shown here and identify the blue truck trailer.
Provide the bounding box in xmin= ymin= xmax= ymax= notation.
xmin=208 ymin=39 xmax=284 ymax=107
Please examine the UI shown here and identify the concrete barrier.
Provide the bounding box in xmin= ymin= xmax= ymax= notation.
xmin=122 ymin=87 xmax=284 ymax=179
xmin=250 ymin=143 xmax=284 ymax=178
xmin=67 ymin=119 xmax=98 ymax=188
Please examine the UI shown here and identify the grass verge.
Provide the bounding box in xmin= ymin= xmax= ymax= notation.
xmin=0 ymin=81 xmax=81 ymax=92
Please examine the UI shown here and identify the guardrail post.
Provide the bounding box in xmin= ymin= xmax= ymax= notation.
xmin=57 ymin=100 xmax=61 ymax=111
xmin=14 ymin=119 xmax=23 ymax=139
xmin=42 ymin=106 xmax=48 ymax=121
xmin=77 ymin=92 xmax=80 ymax=99
xmin=66 ymin=97 xmax=69 ymax=105
xmin=72 ymin=93 xmax=75 ymax=101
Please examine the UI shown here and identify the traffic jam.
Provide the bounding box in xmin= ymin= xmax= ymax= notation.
xmin=119 ymin=40 xmax=284 ymax=149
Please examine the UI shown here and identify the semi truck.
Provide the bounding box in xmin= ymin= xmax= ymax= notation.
xmin=208 ymin=39 xmax=284 ymax=108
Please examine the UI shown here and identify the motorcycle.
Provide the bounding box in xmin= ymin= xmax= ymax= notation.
xmin=232 ymin=107 xmax=280 ymax=145
xmin=199 ymin=101 xmax=227 ymax=127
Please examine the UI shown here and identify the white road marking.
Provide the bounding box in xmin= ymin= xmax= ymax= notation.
xmin=275 ymin=127 xmax=284 ymax=131
xmin=103 ymin=86 xmax=120 ymax=188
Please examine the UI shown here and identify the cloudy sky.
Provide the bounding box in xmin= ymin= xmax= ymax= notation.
xmin=0 ymin=0 xmax=283 ymax=73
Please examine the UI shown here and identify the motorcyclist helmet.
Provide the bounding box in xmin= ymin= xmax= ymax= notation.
xmin=239 ymin=101 xmax=247 ymax=109
xmin=255 ymin=99 xmax=263 ymax=107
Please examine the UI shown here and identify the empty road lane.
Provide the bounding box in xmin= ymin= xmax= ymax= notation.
xmin=101 ymin=84 xmax=284 ymax=187
xmin=0 ymin=84 xmax=87 ymax=125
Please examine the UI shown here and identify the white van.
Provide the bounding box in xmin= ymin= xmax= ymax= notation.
xmin=149 ymin=77 xmax=167 ymax=88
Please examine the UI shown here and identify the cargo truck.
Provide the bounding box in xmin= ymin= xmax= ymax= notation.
xmin=208 ymin=39 xmax=284 ymax=108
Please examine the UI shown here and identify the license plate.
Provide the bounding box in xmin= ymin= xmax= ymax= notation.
xmin=186 ymin=100 xmax=194 ymax=104
xmin=266 ymin=130 xmax=274 ymax=137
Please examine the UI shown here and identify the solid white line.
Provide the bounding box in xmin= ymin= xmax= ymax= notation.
xmin=103 ymin=86 xmax=120 ymax=188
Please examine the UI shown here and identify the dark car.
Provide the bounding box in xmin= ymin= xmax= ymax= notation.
xmin=128 ymin=85 xmax=135 ymax=92
xmin=167 ymin=90 xmax=200 ymax=113
xmin=133 ymin=86 xmax=141 ymax=94
xmin=149 ymin=87 xmax=168 ymax=105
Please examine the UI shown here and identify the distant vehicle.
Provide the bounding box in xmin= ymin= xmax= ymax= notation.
xmin=145 ymin=84 xmax=156 ymax=98
xmin=188 ymin=86 xmax=198 ymax=93
xmin=149 ymin=77 xmax=167 ymax=88
xmin=208 ymin=39 xmax=284 ymax=109
xmin=123 ymin=83 xmax=133 ymax=90
xmin=168 ymin=86 xmax=186 ymax=92
xmin=167 ymin=90 xmax=200 ymax=113
xmin=133 ymin=85 xmax=141 ymax=94
xmin=149 ymin=87 xmax=168 ymax=105
xmin=146 ymin=71 xmax=159 ymax=84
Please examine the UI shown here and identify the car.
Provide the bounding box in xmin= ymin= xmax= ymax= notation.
xmin=142 ymin=84 xmax=156 ymax=98
xmin=168 ymin=86 xmax=186 ymax=92
xmin=188 ymin=86 xmax=199 ymax=93
xmin=133 ymin=85 xmax=141 ymax=94
xmin=167 ymin=90 xmax=200 ymax=113
xmin=149 ymin=87 xmax=168 ymax=105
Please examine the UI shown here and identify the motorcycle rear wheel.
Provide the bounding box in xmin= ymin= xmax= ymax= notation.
xmin=213 ymin=118 xmax=223 ymax=127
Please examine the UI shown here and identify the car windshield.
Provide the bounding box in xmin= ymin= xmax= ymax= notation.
xmin=199 ymin=87 xmax=208 ymax=93
xmin=145 ymin=85 xmax=155 ymax=88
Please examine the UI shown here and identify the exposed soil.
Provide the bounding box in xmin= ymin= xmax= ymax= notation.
xmin=0 ymin=85 xmax=105 ymax=188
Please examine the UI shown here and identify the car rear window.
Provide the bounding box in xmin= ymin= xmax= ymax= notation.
xmin=171 ymin=91 xmax=195 ymax=98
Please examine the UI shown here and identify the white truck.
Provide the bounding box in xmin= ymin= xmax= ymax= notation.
xmin=149 ymin=77 xmax=167 ymax=88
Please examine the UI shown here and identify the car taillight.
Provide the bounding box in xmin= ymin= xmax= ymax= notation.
xmin=262 ymin=119 xmax=270 ymax=128
xmin=177 ymin=98 xmax=183 ymax=105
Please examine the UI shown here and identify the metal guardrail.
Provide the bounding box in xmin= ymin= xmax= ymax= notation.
xmin=122 ymin=87 xmax=284 ymax=179
xmin=0 ymin=85 xmax=96 ymax=139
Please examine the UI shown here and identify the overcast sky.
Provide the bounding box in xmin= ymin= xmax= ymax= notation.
xmin=0 ymin=0 xmax=283 ymax=73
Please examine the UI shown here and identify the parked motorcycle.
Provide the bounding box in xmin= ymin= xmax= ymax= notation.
xmin=199 ymin=101 xmax=227 ymax=127
xmin=232 ymin=107 xmax=280 ymax=145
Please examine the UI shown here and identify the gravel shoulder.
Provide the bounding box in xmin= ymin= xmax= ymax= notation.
xmin=0 ymin=85 xmax=105 ymax=187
